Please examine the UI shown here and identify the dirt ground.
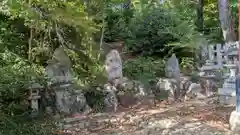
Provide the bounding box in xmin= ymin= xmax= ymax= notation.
xmin=57 ymin=98 xmax=240 ymax=135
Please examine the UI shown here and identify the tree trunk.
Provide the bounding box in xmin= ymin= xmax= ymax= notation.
xmin=197 ymin=0 xmax=204 ymax=32
xmin=218 ymin=0 xmax=236 ymax=42
xmin=100 ymin=16 xmax=105 ymax=51
xmin=197 ymin=0 xmax=204 ymax=63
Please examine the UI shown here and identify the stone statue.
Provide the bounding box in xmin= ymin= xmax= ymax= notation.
xmin=165 ymin=54 xmax=181 ymax=79
xmin=105 ymin=49 xmax=123 ymax=86
xmin=45 ymin=47 xmax=72 ymax=84
xmin=45 ymin=47 xmax=90 ymax=115
xmin=165 ymin=54 xmax=181 ymax=100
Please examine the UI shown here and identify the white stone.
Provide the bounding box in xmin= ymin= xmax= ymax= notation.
xmin=199 ymin=72 xmax=205 ymax=76
xmin=186 ymin=83 xmax=201 ymax=93
xmin=156 ymin=78 xmax=172 ymax=91
xmin=229 ymin=68 xmax=237 ymax=77
xmin=229 ymin=111 xmax=240 ymax=132
xmin=185 ymin=83 xmax=202 ymax=99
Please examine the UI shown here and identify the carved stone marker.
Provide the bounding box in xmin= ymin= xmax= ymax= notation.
xmin=45 ymin=47 xmax=90 ymax=115
xmin=165 ymin=54 xmax=181 ymax=99
xmin=105 ymin=49 xmax=123 ymax=86
xmin=165 ymin=54 xmax=181 ymax=79
xmin=45 ymin=47 xmax=72 ymax=84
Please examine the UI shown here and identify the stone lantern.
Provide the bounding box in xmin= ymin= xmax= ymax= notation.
xmin=28 ymin=83 xmax=42 ymax=116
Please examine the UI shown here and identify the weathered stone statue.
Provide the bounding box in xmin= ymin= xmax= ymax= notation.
xmin=165 ymin=54 xmax=181 ymax=100
xmin=103 ymin=49 xmax=122 ymax=112
xmin=105 ymin=49 xmax=123 ymax=87
xmin=166 ymin=54 xmax=181 ymax=79
xmin=45 ymin=47 xmax=90 ymax=115
xmin=45 ymin=47 xmax=72 ymax=84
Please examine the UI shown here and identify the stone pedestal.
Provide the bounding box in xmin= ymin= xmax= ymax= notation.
xmin=218 ymin=79 xmax=236 ymax=105
xmin=199 ymin=59 xmax=220 ymax=79
xmin=218 ymin=88 xmax=236 ymax=105
xmin=229 ymin=111 xmax=240 ymax=132
xmin=218 ymin=64 xmax=236 ymax=105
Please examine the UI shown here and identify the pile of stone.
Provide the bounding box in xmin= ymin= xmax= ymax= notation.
xmin=28 ymin=47 xmax=91 ymax=117
xmin=104 ymin=49 xmax=155 ymax=110
xmin=156 ymin=54 xmax=217 ymax=102
xmin=28 ymin=45 xmax=157 ymax=119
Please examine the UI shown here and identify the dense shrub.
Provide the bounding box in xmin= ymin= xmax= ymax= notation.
xmin=123 ymin=57 xmax=166 ymax=81
xmin=104 ymin=5 xmax=206 ymax=58
xmin=180 ymin=57 xmax=196 ymax=75
xmin=0 ymin=50 xmax=46 ymax=115
xmin=0 ymin=50 xmax=54 ymax=135
xmin=124 ymin=8 xmax=177 ymax=56
xmin=0 ymin=114 xmax=55 ymax=135
xmin=83 ymin=84 xmax=105 ymax=112
xmin=123 ymin=56 xmax=198 ymax=80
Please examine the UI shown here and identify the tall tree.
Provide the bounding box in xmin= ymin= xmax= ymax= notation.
xmin=218 ymin=0 xmax=236 ymax=42
xmin=197 ymin=0 xmax=204 ymax=32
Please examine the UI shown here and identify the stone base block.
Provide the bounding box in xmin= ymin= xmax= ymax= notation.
xmin=219 ymin=95 xmax=236 ymax=105
xmin=229 ymin=111 xmax=240 ymax=132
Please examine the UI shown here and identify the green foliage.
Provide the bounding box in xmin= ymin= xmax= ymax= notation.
xmin=164 ymin=0 xmax=197 ymax=23
xmin=180 ymin=57 xmax=196 ymax=75
xmin=203 ymin=0 xmax=223 ymax=43
xmin=104 ymin=1 xmax=206 ymax=57
xmin=0 ymin=50 xmax=46 ymax=115
xmin=0 ymin=0 xmax=104 ymax=134
xmin=0 ymin=50 xmax=53 ymax=135
xmin=125 ymin=7 xmax=178 ymax=56
xmin=123 ymin=57 xmax=166 ymax=80
xmin=0 ymin=114 xmax=55 ymax=135
xmin=83 ymin=85 xmax=105 ymax=112
xmin=0 ymin=0 xmax=233 ymax=134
